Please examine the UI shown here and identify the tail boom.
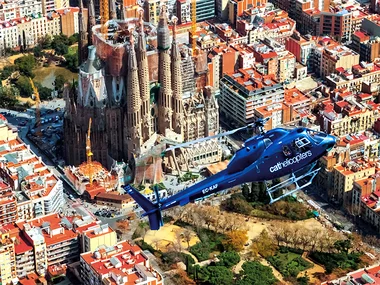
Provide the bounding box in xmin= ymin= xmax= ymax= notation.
xmin=124 ymin=185 xmax=163 ymax=230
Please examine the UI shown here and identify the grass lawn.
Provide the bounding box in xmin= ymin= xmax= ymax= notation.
xmin=268 ymin=249 xmax=313 ymax=278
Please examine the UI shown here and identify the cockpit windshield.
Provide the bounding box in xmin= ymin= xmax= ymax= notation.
xmin=307 ymin=130 xmax=326 ymax=144
xmin=263 ymin=138 xmax=272 ymax=148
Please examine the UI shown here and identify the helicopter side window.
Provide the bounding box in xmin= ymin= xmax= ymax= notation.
xmin=282 ymin=145 xmax=292 ymax=157
xmin=263 ymin=138 xmax=272 ymax=148
xmin=307 ymin=130 xmax=326 ymax=144
xmin=294 ymin=137 xmax=311 ymax=149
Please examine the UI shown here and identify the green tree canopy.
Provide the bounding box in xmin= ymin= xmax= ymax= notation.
xmin=68 ymin=33 xmax=79 ymax=45
xmin=0 ymin=86 xmax=19 ymax=108
xmin=14 ymin=55 xmax=36 ymax=77
xmin=216 ymin=251 xmax=240 ymax=268
xmin=33 ymin=46 xmax=43 ymax=58
xmin=221 ymin=193 xmax=252 ymax=215
xmin=39 ymin=34 xmax=52 ymax=49
xmin=35 ymin=82 xmax=52 ymax=101
xmin=54 ymin=74 xmax=66 ymax=91
xmin=198 ymin=266 xmax=233 ymax=285
xmin=64 ymin=52 xmax=79 ymax=72
xmin=0 ymin=65 xmax=17 ymax=80
xmin=15 ymin=75 xmax=33 ymax=98
xmin=236 ymin=261 xmax=277 ymax=285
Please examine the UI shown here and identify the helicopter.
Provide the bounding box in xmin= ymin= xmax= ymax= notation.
xmin=124 ymin=118 xmax=337 ymax=230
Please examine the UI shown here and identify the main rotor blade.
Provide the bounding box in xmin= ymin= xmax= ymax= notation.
xmin=165 ymin=123 xmax=255 ymax=153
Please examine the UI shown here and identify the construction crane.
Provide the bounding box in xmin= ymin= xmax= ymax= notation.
xmin=29 ymin=78 xmax=41 ymax=136
xmin=191 ymin=0 xmax=198 ymax=55
xmin=86 ymin=118 xmax=94 ymax=186
xmin=100 ymin=0 xmax=109 ymax=38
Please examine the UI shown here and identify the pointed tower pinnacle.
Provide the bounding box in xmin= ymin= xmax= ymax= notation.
xmin=157 ymin=5 xmax=173 ymax=134
xmin=120 ymin=0 xmax=125 ymax=20
xmin=78 ymin=0 xmax=88 ymax=66
xmin=88 ymin=0 xmax=96 ymax=46
xmin=125 ymin=31 xmax=142 ymax=159
xmin=171 ymin=16 xmax=183 ymax=136
xmin=137 ymin=9 xmax=153 ymax=140
xmin=110 ymin=0 xmax=117 ymax=20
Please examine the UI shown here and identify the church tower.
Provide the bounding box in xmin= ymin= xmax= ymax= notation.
xmin=157 ymin=5 xmax=173 ymax=134
xmin=110 ymin=0 xmax=117 ymax=20
xmin=124 ymin=33 xmax=143 ymax=159
xmin=171 ymin=17 xmax=183 ymax=136
xmin=88 ymin=0 xmax=96 ymax=46
xmin=78 ymin=0 xmax=88 ymax=65
xmin=137 ymin=10 xmax=153 ymax=141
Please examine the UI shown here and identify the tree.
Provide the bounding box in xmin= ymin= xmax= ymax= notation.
xmin=0 ymin=86 xmax=19 ymax=108
xmin=243 ymin=182 xmax=269 ymax=203
xmin=222 ymin=230 xmax=248 ymax=252
xmin=54 ymin=74 xmax=66 ymax=91
xmin=136 ymin=221 xmax=149 ymax=242
xmin=68 ymin=33 xmax=79 ymax=45
xmin=33 ymin=46 xmax=43 ymax=58
xmin=54 ymin=42 xmax=68 ymax=56
xmin=172 ymin=269 xmax=196 ymax=285
xmin=221 ymin=194 xmax=252 ymax=215
xmin=15 ymin=75 xmax=33 ymax=98
xmin=334 ymin=239 xmax=352 ymax=253
xmin=35 ymin=82 xmax=52 ymax=101
xmin=64 ymin=52 xmax=79 ymax=72
xmin=39 ymin=34 xmax=52 ymax=49
xmin=217 ymin=251 xmax=240 ymax=268
xmin=181 ymin=227 xmax=193 ymax=249
xmin=0 ymin=65 xmax=17 ymax=80
xmin=14 ymin=55 xmax=36 ymax=77
xmin=198 ymin=266 xmax=233 ymax=285
xmin=251 ymin=229 xmax=278 ymax=258
xmin=236 ymin=261 xmax=277 ymax=285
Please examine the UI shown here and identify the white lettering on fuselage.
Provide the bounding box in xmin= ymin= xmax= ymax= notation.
xmin=269 ymin=150 xmax=312 ymax=173
xmin=202 ymin=184 xmax=218 ymax=194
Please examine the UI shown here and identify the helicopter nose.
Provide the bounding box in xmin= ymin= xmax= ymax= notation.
xmin=324 ymin=135 xmax=337 ymax=151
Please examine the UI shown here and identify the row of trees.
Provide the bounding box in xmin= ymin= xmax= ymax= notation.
xmin=167 ymin=203 xmax=249 ymax=235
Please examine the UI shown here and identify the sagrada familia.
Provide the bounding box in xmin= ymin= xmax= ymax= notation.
xmin=63 ymin=2 xmax=221 ymax=174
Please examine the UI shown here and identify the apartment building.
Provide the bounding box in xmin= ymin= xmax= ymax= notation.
xmin=286 ymin=33 xmax=315 ymax=70
xmin=0 ymin=180 xmax=17 ymax=227
xmin=80 ymin=241 xmax=164 ymax=285
xmin=283 ymin=88 xmax=312 ymax=121
xmin=325 ymin=60 xmax=380 ymax=92
xmin=176 ymin=0 xmax=191 ymax=24
xmin=318 ymin=94 xmax=380 ymax=136
xmin=322 ymin=265 xmax=380 ymax=284
xmin=331 ymin=159 xmax=376 ymax=206
xmin=219 ymin=68 xmax=284 ymax=127
xmin=352 ymin=31 xmax=380 ymax=63
xmin=0 ymin=120 xmax=64 ymax=221
xmin=0 ymin=229 xmax=17 ymax=285
xmin=0 ymin=0 xmax=43 ymax=21
xmin=321 ymin=45 xmax=359 ymax=78
xmin=236 ymin=9 xmax=296 ymax=45
xmin=76 ymin=222 xmax=117 ymax=253
xmin=228 ymin=0 xmax=267 ymax=25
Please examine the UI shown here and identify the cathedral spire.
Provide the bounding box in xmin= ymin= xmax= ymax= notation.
xmin=110 ymin=0 xmax=117 ymax=20
xmin=120 ymin=0 xmax=125 ymax=20
xmin=125 ymin=31 xmax=142 ymax=159
xmin=171 ymin=16 xmax=183 ymax=135
xmin=78 ymin=0 xmax=88 ymax=66
xmin=157 ymin=5 xmax=173 ymax=134
xmin=137 ymin=9 xmax=153 ymax=140
xmin=88 ymin=0 xmax=96 ymax=46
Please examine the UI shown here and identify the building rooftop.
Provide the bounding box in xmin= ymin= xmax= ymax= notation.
xmin=81 ymin=241 xmax=162 ymax=285
xmin=17 ymin=213 xmax=78 ymax=246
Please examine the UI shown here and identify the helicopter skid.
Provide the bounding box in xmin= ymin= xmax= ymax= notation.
xmin=266 ymin=162 xmax=320 ymax=204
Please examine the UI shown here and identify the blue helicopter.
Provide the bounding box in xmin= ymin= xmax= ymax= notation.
xmin=124 ymin=118 xmax=337 ymax=230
